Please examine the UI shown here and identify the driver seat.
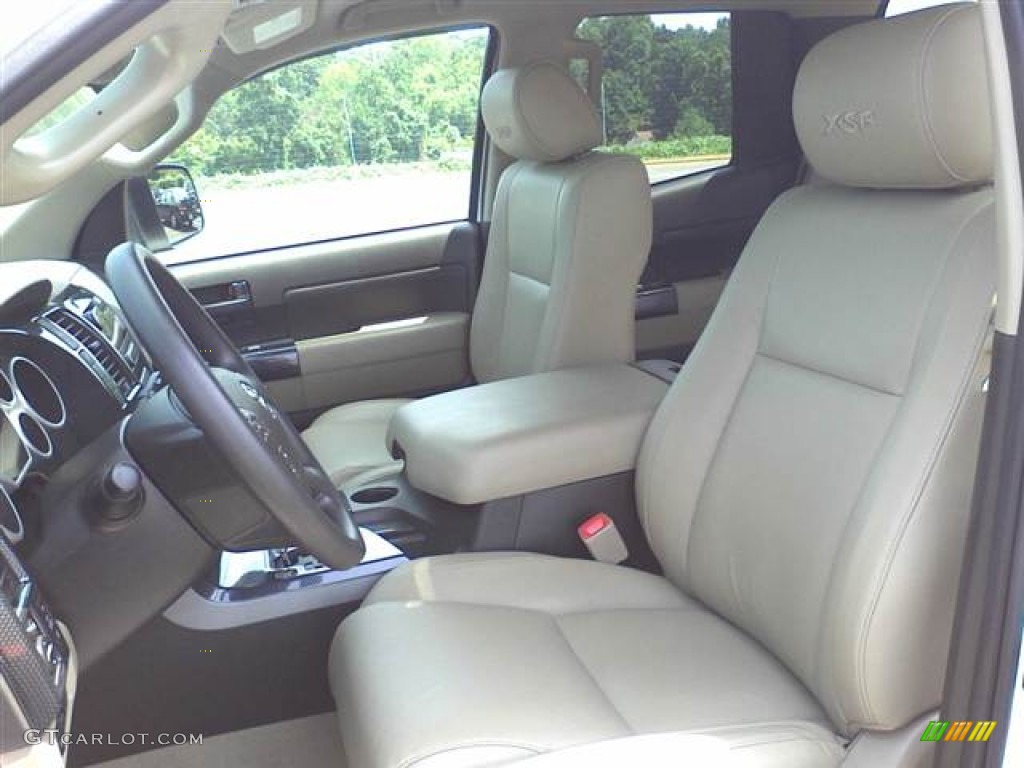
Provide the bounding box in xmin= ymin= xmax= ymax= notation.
xmin=330 ymin=5 xmax=995 ymax=766
xmin=303 ymin=62 xmax=652 ymax=491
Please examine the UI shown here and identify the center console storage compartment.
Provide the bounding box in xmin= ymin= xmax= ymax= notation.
xmin=346 ymin=474 xmax=477 ymax=558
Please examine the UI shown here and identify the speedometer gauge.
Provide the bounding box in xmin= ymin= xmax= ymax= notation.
xmin=0 ymin=481 xmax=23 ymax=543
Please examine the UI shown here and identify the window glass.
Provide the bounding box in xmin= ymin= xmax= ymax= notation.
xmin=167 ymin=27 xmax=489 ymax=261
xmin=576 ymin=13 xmax=731 ymax=184
xmin=885 ymin=0 xmax=976 ymax=17
xmin=1 ymin=0 xmax=80 ymax=55
xmin=22 ymin=87 xmax=97 ymax=139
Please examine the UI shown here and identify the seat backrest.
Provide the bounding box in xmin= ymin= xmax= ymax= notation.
xmin=636 ymin=4 xmax=994 ymax=737
xmin=470 ymin=62 xmax=652 ymax=383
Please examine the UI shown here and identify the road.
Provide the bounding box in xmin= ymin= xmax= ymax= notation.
xmin=168 ymin=159 xmax=726 ymax=263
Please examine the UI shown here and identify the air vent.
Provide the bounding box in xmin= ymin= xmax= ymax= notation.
xmin=44 ymin=308 xmax=133 ymax=398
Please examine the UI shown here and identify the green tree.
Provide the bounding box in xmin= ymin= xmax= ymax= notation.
xmin=578 ymin=14 xmax=731 ymax=143
xmin=578 ymin=15 xmax=657 ymax=143
xmin=175 ymin=31 xmax=487 ymax=175
xmin=170 ymin=18 xmax=730 ymax=180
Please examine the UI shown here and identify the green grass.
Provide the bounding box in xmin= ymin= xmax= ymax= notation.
xmin=192 ymin=136 xmax=731 ymax=193
xmin=607 ymin=135 xmax=732 ymax=161
xmin=195 ymin=159 xmax=470 ymax=193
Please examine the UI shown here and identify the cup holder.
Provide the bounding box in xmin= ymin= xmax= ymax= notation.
xmin=350 ymin=486 xmax=399 ymax=505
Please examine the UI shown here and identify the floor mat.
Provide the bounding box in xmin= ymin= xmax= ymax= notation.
xmin=93 ymin=713 xmax=345 ymax=768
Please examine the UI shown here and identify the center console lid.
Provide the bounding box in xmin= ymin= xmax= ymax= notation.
xmin=388 ymin=364 xmax=669 ymax=505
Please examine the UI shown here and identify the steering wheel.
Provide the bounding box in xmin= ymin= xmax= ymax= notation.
xmin=105 ymin=242 xmax=365 ymax=569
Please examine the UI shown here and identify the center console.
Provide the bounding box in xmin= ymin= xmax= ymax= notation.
xmin=348 ymin=363 xmax=671 ymax=567
xmin=0 ymin=487 xmax=75 ymax=767
xmin=387 ymin=363 xmax=669 ymax=505
xmin=164 ymin=526 xmax=408 ymax=632
xmin=166 ymin=363 xmax=671 ymax=629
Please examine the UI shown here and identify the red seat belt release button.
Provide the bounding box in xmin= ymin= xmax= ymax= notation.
xmin=577 ymin=513 xmax=628 ymax=564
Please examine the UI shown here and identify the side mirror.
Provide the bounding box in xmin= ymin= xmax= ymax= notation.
xmin=146 ymin=164 xmax=204 ymax=245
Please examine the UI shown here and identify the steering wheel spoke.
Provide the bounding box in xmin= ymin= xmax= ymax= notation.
xmin=105 ymin=242 xmax=365 ymax=569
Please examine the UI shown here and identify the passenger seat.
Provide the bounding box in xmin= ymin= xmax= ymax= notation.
xmin=303 ymin=61 xmax=653 ymax=490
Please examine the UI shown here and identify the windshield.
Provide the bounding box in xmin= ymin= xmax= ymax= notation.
xmin=1 ymin=0 xmax=88 ymax=55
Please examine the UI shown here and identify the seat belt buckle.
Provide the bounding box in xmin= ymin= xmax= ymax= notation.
xmin=577 ymin=513 xmax=628 ymax=564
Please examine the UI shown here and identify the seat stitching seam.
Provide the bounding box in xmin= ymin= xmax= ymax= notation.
xmin=397 ymin=740 xmax=543 ymax=768
xmin=803 ymin=194 xmax=992 ymax=727
xmin=851 ymin=314 xmax=991 ymax=730
xmin=682 ymin=216 xmax=788 ymax=603
xmin=846 ymin=200 xmax=994 ymax=725
xmin=729 ymin=735 xmax=839 ymax=749
xmin=689 ymin=719 xmax=838 ymax=737
xmin=488 ymin=163 xmax=522 ymax=379
xmin=551 ymin=614 xmax=634 ymax=734
xmin=508 ymin=269 xmax=549 ymax=286
xmin=757 ymin=350 xmax=903 ymax=397
xmin=534 ymin=172 xmax=572 ymax=373
xmin=680 ymin=350 xmax=756 ymax=598
xmin=917 ymin=6 xmax=973 ymax=183
xmin=554 ymin=605 xmax=698 ymax=618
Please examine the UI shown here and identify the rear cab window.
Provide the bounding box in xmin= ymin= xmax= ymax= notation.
xmin=884 ymin=0 xmax=977 ymax=17
xmin=575 ymin=12 xmax=731 ymax=185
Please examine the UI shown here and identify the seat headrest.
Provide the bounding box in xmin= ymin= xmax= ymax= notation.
xmin=793 ymin=3 xmax=992 ymax=189
xmin=482 ymin=61 xmax=603 ymax=163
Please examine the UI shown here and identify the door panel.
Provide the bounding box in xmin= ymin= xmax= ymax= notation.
xmin=297 ymin=313 xmax=468 ymax=409
xmin=636 ymin=274 xmax=730 ymax=358
xmin=171 ymin=221 xmax=481 ymax=420
xmin=636 ymin=160 xmax=798 ymax=361
xmin=285 ymin=265 xmax=469 ymax=340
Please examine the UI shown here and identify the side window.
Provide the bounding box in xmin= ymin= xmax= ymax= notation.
xmin=885 ymin=0 xmax=976 ymax=17
xmin=575 ymin=13 xmax=731 ymax=185
xmin=167 ymin=27 xmax=490 ymax=260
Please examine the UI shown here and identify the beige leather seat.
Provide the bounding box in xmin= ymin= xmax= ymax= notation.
xmin=329 ymin=5 xmax=994 ymax=766
xmin=303 ymin=62 xmax=652 ymax=490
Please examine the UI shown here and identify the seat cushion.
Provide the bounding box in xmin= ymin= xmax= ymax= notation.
xmin=302 ymin=399 xmax=411 ymax=490
xmin=505 ymin=727 xmax=846 ymax=768
xmin=330 ymin=554 xmax=843 ymax=768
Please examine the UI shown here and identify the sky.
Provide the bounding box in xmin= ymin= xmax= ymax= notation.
xmin=653 ymin=12 xmax=728 ymax=31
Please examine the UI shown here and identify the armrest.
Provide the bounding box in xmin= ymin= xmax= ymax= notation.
xmin=388 ymin=364 xmax=668 ymax=505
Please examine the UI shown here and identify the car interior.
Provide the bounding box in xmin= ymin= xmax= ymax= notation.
xmin=1 ymin=0 xmax=1023 ymax=767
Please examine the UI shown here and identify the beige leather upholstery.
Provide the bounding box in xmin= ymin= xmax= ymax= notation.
xmin=793 ymin=3 xmax=990 ymax=189
xmin=330 ymin=6 xmax=994 ymax=767
xmin=302 ymin=400 xmax=411 ymax=489
xmin=470 ymin=61 xmax=649 ymax=383
xmin=332 ymin=554 xmax=842 ymax=767
xmin=639 ymin=182 xmax=992 ymax=735
xmin=304 ymin=63 xmax=650 ymax=489
xmin=501 ymin=728 xmax=845 ymax=768
xmin=481 ymin=61 xmax=603 ymax=163
xmin=387 ymin=365 xmax=667 ymax=505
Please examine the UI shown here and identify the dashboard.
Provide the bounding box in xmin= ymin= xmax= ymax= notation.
xmin=0 ymin=257 xmax=321 ymax=765
xmin=0 ymin=260 xmax=156 ymax=762
xmin=0 ymin=261 xmax=154 ymax=539
xmin=0 ymin=264 xmax=163 ymax=765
